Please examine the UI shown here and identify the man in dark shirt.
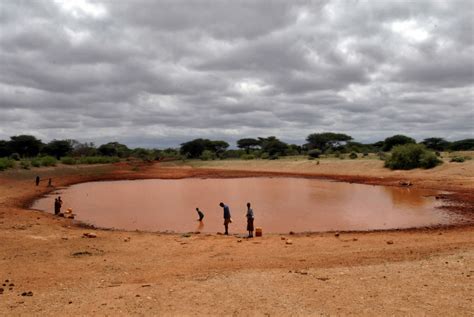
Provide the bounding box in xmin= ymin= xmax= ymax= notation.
xmin=219 ymin=202 xmax=231 ymax=235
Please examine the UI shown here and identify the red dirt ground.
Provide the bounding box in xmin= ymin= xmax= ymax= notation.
xmin=1 ymin=161 xmax=473 ymax=316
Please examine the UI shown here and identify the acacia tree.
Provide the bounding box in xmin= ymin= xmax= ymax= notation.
xmin=210 ymin=140 xmax=229 ymax=157
xmin=237 ymin=138 xmax=260 ymax=154
xmin=382 ymin=135 xmax=416 ymax=151
xmin=42 ymin=140 xmax=73 ymax=159
xmin=8 ymin=135 xmax=43 ymax=157
xmin=258 ymin=136 xmax=288 ymax=156
xmin=180 ymin=139 xmax=229 ymax=158
xmin=450 ymin=139 xmax=474 ymax=151
xmin=0 ymin=140 xmax=9 ymax=157
xmin=421 ymin=138 xmax=451 ymax=151
xmin=70 ymin=141 xmax=97 ymax=157
xmin=98 ymin=142 xmax=130 ymax=157
xmin=305 ymin=132 xmax=352 ymax=152
xmin=180 ymin=139 xmax=212 ymax=158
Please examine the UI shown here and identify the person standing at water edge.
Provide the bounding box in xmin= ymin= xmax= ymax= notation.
xmin=246 ymin=202 xmax=254 ymax=238
xmin=56 ymin=196 xmax=63 ymax=215
xmin=196 ymin=207 xmax=204 ymax=221
xmin=54 ymin=198 xmax=61 ymax=215
xmin=219 ymin=202 xmax=231 ymax=235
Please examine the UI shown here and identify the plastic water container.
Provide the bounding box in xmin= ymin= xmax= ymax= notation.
xmin=255 ymin=227 xmax=262 ymax=237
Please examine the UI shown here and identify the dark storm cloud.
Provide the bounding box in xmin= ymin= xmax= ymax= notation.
xmin=0 ymin=0 xmax=472 ymax=147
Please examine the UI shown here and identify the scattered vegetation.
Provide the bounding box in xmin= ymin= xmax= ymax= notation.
xmin=20 ymin=160 xmax=30 ymax=169
xmin=349 ymin=152 xmax=358 ymax=159
xmin=0 ymin=158 xmax=15 ymax=171
xmin=384 ymin=144 xmax=442 ymax=170
xmin=240 ymin=154 xmax=256 ymax=160
xmin=199 ymin=150 xmax=216 ymax=161
xmin=450 ymin=156 xmax=465 ymax=163
xmin=308 ymin=149 xmax=322 ymax=159
xmin=75 ymin=156 xmax=120 ymax=164
xmin=0 ymin=133 xmax=472 ymax=171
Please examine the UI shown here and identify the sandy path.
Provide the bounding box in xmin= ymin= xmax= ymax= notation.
xmin=1 ymin=161 xmax=473 ymax=316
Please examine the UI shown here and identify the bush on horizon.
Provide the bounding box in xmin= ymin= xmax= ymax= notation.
xmin=200 ymin=150 xmax=216 ymax=161
xmin=40 ymin=156 xmax=57 ymax=166
xmin=308 ymin=149 xmax=322 ymax=159
xmin=20 ymin=160 xmax=30 ymax=169
xmin=31 ymin=158 xmax=42 ymax=167
xmin=349 ymin=152 xmax=358 ymax=159
xmin=384 ymin=144 xmax=442 ymax=170
xmin=240 ymin=154 xmax=256 ymax=160
xmin=0 ymin=158 xmax=15 ymax=171
xmin=10 ymin=153 xmax=20 ymax=161
xmin=450 ymin=156 xmax=466 ymax=163
xmin=77 ymin=156 xmax=120 ymax=164
xmin=61 ymin=157 xmax=76 ymax=165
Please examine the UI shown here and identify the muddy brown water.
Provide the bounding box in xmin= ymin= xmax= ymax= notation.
xmin=31 ymin=178 xmax=460 ymax=233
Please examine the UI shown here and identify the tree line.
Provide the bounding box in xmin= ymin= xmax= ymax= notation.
xmin=0 ymin=133 xmax=472 ymax=161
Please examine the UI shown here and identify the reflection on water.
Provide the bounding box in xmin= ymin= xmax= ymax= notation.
xmin=196 ymin=221 xmax=204 ymax=232
xmin=383 ymin=186 xmax=427 ymax=208
xmin=31 ymin=178 xmax=459 ymax=233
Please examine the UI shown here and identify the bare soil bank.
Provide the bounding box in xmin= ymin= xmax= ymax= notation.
xmin=1 ymin=160 xmax=473 ymax=316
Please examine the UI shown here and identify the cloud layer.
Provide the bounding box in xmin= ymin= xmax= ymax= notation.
xmin=1 ymin=0 xmax=473 ymax=147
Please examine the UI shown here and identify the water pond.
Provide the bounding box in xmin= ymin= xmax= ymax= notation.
xmin=31 ymin=178 xmax=458 ymax=233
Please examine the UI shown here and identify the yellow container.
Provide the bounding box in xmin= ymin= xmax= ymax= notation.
xmin=255 ymin=227 xmax=262 ymax=237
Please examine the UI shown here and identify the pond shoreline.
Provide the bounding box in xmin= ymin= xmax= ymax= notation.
xmin=21 ymin=163 xmax=474 ymax=233
xmin=1 ymin=161 xmax=473 ymax=315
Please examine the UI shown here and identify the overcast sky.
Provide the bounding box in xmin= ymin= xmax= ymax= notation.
xmin=0 ymin=0 xmax=473 ymax=148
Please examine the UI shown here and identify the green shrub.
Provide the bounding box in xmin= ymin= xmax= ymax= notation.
xmin=377 ymin=152 xmax=386 ymax=160
xmin=40 ymin=156 xmax=57 ymax=166
xmin=308 ymin=149 xmax=322 ymax=159
xmin=384 ymin=144 xmax=442 ymax=170
xmin=349 ymin=152 xmax=358 ymax=159
xmin=0 ymin=158 xmax=15 ymax=171
xmin=240 ymin=154 xmax=256 ymax=160
xmin=20 ymin=160 xmax=30 ymax=169
xmin=61 ymin=157 xmax=76 ymax=165
xmin=419 ymin=151 xmax=442 ymax=168
xmin=200 ymin=150 xmax=215 ymax=161
xmin=450 ymin=156 xmax=465 ymax=163
xmin=223 ymin=149 xmax=245 ymax=159
xmin=78 ymin=156 xmax=120 ymax=164
xmin=31 ymin=158 xmax=41 ymax=167
xmin=260 ymin=153 xmax=270 ymax=159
